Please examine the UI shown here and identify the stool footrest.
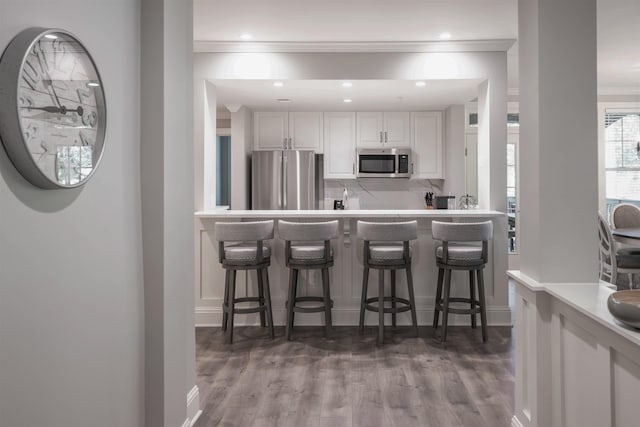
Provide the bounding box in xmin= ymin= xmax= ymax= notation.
xmin=364 ymin=296 xmax=412 ymax=314
xmin=286 ymin=296 xmax=334 ymax=314
xmin=223 ymin=301 xmax=267 ymax=315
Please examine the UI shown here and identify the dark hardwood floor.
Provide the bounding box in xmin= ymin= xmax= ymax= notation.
xmin=195 ymin=326 xmax=514 ymax=427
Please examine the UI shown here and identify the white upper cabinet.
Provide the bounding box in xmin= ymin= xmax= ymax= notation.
xmin=356 ymin=112 xmax=410 ymax=148
xmin=323 ymin=112 xmax=356 ymax=179
xmin=288 ymin=112 xmax=323 ymax=152
xmin=254 ymin=112 xmax=289 ymax=150
xmin=254 ymin=112 xmax=323 ymax=152
xmin=411 ymin=111 xmax=444 ymax=179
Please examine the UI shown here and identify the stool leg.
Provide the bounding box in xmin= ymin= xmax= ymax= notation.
xmin=222 ymin=269 xmax=230 ymax=332
xmin=406 ymin=264 xmax=419 ymax=338
xmin=262 ymin=268 xmax=275 ymax=339
xmin=257 ymin=269 xmax=266 ymax=328
xmin=391 ymin=270 xmax=397 ymax=328
xmin=378 ymin=269 xmax=385 ymax=345
xmin=477 ymin=269 xmax=488 ymax=342
xmin=433 ymin=268 xmax=444 ymax=329
xmin=469 ymin=270 xmax=477 ymax=329
xmin=359 ymin=266 xmax=369 ymax=333
xmin=440 ymin=268 xmax=452 ymax=343
xmin=227 ymin=270 xmax=237 ymax=344
xmin=322 ymin=268 xmax=333 ymax=337
xmin=286 ymin=268 xmax=297 ymax=340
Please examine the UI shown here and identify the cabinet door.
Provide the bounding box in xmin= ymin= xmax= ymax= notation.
xmin=356 ymin=112 xmax=384 ymax=147
xmin=254 ymin=112 xmax=288 ymax=150
xmin=324 ymin=112 xmax=356 ymax=179
xmin=383 ymin=112 xmax=411 ymax=147
xmin=289 ymin=112 xmax=323 ymax=152
xmin=411 ymin=112 xmax=443 ymax=179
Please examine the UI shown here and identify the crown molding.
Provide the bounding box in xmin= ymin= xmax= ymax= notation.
xmin=193 ymin=39 xmax=517 ymax=54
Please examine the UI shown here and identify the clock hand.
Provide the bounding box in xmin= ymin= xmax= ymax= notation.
xmin=45 ymin=79 xmax=63 ymax=108
xmin=22 ymin=105 xmax=84 ymax=116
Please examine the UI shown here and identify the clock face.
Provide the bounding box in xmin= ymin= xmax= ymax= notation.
xmin=0 ymin=28 xmax=106 ymax=188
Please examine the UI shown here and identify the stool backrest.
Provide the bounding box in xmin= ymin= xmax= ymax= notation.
xmin=432 ymin=221 xmax=493 ymax=243
xmin=215 ymin=220 xmax=274 ymax=242
xmin=610 ymin=203 xmax=640 ymax=229
xmin=278 ymin=220 xmax=339 ymax=241
xmin=356 ymin=220 xmax=418 ymax=242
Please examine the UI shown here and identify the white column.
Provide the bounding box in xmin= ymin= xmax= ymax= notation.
xmin=230 ymin=106 xmax=253 ymax=209
xmin=141 ymin=0 xmax=196 ymax=426
xmin=518 ymin=0 xmax=599 ymax=282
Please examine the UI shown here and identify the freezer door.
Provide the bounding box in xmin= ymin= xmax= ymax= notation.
xmin=283 ymin=150 xmax=315 ymax=210
xmin=252 ymin=150 xmax=283 ymax=210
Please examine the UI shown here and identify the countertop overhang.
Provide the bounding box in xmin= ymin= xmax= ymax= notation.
xmin=195 ymin=209 xmax=505 ymax=219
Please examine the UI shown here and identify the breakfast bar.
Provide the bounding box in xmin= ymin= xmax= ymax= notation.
xmin=194 ymin=209 xmax=509 ymax=327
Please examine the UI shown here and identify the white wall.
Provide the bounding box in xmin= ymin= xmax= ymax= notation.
xmin=0 ymin=1 xmax=143 ymax=426
xmin=230 ymin=106 xmax=253 ymax=209
xmin=141 ymin=0 xmax=195 ymax=426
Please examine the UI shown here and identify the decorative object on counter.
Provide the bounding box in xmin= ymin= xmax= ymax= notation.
xmin=432 ymin=220 xmax=493 ymax=342
xmin=279 ymin=220 xmax=339 ymax=340
xmin=607 ymin=290 xmax=640 ymax=329
xmin=333 ymin=200 xmax=344 ymax=210
xmin=434 ymin=195 xmax=455 ymax=209
xmin=458 ymin=194 xmax=478 ymax=210
xmin=425 ymin=192 xmax=434 ymax=209
xmin=357 ymin=220 xmax=419 ymax=345
xmin=0 ymin=27 xmax=107 ymax=189
xmin=215 ymin=220 xmax=276 ymax=343
xmin=342 ymin=187 xmax=349 ymax=210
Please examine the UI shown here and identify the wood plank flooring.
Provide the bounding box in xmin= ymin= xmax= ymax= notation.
xmin=195 ymin=326 xmax=514 ymax=427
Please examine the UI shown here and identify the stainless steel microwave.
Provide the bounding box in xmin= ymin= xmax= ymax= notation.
xmin=356 ymin=148 xmax=412 ymax=178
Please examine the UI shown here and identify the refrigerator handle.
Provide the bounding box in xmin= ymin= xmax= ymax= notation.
xmin=282 ymin=154 xmax=288 ymax=210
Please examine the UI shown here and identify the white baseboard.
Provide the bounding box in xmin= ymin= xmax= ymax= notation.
xmin=511 ymin=415 xmax=524 ymax=427
xmin=186 ymin=385 xmax=202 ymax=427
xmin=195 ymin=306 xmax=512 ymax=327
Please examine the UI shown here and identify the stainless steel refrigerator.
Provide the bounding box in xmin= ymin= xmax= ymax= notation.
xmin=251 ymin=150 xmax=323 ymax=210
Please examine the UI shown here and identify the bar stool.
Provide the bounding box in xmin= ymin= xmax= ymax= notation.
xmin=278 ymin=220 xmax=339 ymax=340
xmin=357 ymin=220 xmax=418 ymax=345
xmin=431 ymin=220 xmax=493 ymax=342
xmin=215 ymin=220 xmax=275 ymax=344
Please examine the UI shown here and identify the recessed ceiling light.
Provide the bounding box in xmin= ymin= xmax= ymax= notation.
xmin=87 ymin=82 xmax=100 ymax=87
xmin=342 ymin=82 xmax=353 ymax=88
xmin=273 ymin=81 xmax=284 ymax=87
xmin=415 ymin=81 xmax=426 ymax=87
xmin=343 ymin=98 xmax=352 ymax=103
xmin=438 ymin=32 xmax=452 ymax=40
xmin=44 ymin=34 xmax=58 ymax=40
xmin=277 ymin=98 xmax=291 ymax=103
xmin=239 ymin=33 xmax=252 ymax=41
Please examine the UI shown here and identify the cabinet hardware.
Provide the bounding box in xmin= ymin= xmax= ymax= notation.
xmin=283 ymin=137 xmax=287 ymax=148
xmin=411 ymin=163 xmax=414 ymax=174
xmin=379 ymin=131 xmax=383 ymax=143
xmin=384 ymin=131 xmax=388 ymax=143
xmin=352 ymin=163 xmax=355 ymax=174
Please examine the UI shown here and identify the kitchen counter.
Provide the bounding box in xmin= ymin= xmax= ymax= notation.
xmin=194 ymin=209 xmax=509 ymax=328
xmin=195 ymin=209 xmax=504 ymax=219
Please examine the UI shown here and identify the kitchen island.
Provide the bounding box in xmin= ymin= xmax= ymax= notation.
xmin=195 ymin=209 xmax=509 ymax=327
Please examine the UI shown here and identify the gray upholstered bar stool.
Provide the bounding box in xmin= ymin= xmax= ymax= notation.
xmin=215 ymin=220 xmax=275 ymax=344
xmin=357 ymin=220 xmax=419 ymax=345
xmin=431 ymin=220 xmax=493 ymax=342
xmin=278 ymin=220 xmax=339 ymax=340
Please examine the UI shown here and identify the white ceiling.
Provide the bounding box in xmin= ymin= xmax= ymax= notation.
xmin=194 ymin=0 xmax=640 ymax=98
xmin=214 ymin=79 xmax=483 ymax=111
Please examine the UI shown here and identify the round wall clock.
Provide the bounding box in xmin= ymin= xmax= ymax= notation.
xmin=0 ymin=27 xmax=106 ymax=189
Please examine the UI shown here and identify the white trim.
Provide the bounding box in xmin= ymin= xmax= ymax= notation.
xmin=181 ymin=419 xmax=190 ymax=427
xmin=511 ymin=415 xmax=524 ymax=427
xmin=195 ymin=306 xmax=512 ymax=327
xmin=186 ymin=385 xmax=202 ymax=427
xmin=193 ymin=39 xmax=517 ymax=54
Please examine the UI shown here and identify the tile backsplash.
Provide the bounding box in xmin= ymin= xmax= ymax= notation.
xmin=324 ymin=179 xmax=445 ymax=210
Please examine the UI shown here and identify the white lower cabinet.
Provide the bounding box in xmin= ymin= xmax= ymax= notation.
xmin=411 ymin=111 xmax=443 ymax=179
xmin=323 ymin=112 xmax=356 ymax=179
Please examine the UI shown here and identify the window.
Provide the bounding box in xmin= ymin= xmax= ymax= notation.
xmin=507 ymin=141 xmax=518 ymax=253
xmin=605 ymin=112 xmax=640 ymax=202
